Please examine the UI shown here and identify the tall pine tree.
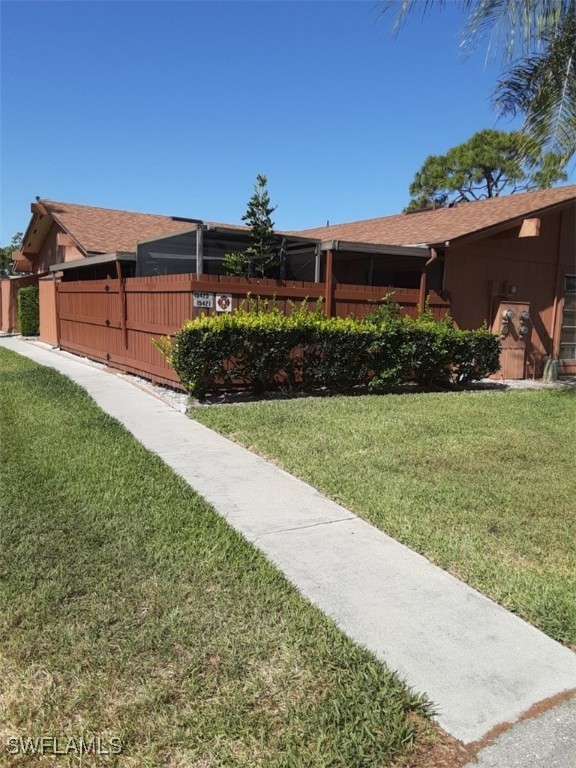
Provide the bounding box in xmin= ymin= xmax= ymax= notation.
xmin=405 ymin=129 xmax=566 ymax=211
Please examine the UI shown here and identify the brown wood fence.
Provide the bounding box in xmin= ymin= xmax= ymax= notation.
xmin=53 ymin=273 xmax=451 ymax=390
xmin=333 ymin=283 xmax=449 ymax=321
xmin=0 ymin=276 xmax=38 ymax=333
xmin=39 ymin=279 xmax=58 ymax=345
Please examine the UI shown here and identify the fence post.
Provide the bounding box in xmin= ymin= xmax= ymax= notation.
xmin=55 ymin=279 xmax=62 ymax=348
xmin=0 ymin=281 xmax=4 ymax=332
xmin=115 ymin=260 xmax=128 ymax=349
xmin=10 ymin=281 xmax=17 ymax=332
xmin=325 ymin=249 xmax=335 ymax=317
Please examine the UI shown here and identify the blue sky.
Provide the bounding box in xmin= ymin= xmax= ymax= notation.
xmin=1 ymin=0 xmax=572 ymax=245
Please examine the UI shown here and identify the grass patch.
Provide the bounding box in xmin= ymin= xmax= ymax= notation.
xmin=0 ymin=347 xmax=450 ymax=767
xmin=191 ymin=388 xmax=576 ymax=647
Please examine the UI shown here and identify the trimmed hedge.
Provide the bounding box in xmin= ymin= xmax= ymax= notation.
xmin=17 ymin=285 xmax=39 ymax=336
xmin=163 ymin=303 xmax=501 ymax=398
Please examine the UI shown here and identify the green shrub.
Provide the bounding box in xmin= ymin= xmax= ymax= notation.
xmin=160 ymin=302 xmax=501 ymax=398
xmin=17 ymin=285 xmax=39 ymax=336
xmin=448 ymin=327 xmax=503 ymax=383
xmin=364 ymin=311 xmax=501 ymax=387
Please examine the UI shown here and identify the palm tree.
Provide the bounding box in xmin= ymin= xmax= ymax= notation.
xmin=493 ymin=8 xmax=575 ymax=163
xmin=379 ymin=0 xmax=576 ymax=164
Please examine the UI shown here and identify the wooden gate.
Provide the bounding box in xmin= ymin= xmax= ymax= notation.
xmin=57 ymin=276 xmax=191 ymax=388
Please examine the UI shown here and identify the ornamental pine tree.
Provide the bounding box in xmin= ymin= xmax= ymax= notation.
xmin=224 ymin=174 xmax=279 ymax=278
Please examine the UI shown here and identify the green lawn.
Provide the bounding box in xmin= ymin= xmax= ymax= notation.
xmin=191 ymin=387 xmax=576 ymax=648
xmin=0 ymin=347 xmax=455 ymax=768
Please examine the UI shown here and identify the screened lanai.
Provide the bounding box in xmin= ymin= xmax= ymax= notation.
xmin=135 ymin=225 xmax=322 ymax=281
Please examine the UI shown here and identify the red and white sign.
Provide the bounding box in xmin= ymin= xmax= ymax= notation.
xmin=215 ymin=293 xmax=233 ymax=313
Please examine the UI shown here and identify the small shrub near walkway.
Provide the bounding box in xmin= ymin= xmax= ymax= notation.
xmin=164 ymin=301 xmax=500 ymax=398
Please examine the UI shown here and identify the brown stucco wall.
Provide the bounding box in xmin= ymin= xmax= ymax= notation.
xmin=444 ymin=204 xmax=576 ymax=376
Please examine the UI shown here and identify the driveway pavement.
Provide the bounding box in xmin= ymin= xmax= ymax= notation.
xmin=464 ymin=695 xmax=576 ymax=767
xmin=2 ymin=336 xmax=575 ymax=761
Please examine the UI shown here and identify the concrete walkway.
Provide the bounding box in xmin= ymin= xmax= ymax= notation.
xmin=2 ymin=337 xmax=576 ymax=753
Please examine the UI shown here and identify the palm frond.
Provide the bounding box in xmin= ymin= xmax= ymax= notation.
xmin=462 ymin=0 xmax=576 ymax=60
xmin=376 ymin=0 xmax=465 ymax=35
xmin=377 ymin=1 xmax=576 ymax=163
xmin=493 ymin=8 xmax=576 ymax=159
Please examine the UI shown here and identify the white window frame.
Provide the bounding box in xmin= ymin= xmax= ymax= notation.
xmin=559 ymin=274 xmax=576 ymax=360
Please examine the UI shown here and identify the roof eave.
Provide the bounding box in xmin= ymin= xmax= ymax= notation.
xmin=321 ymin=239 xmax=430 ymax=257
xmin=444 ymin=196 xmax=576 ymax=249
xmin=21 ymin=200 xmax=89 ymax=259
xmin=49 ymin=252 xmax=136 ymax=272
xmin=21 ymin=202 xmax=54 ymax=256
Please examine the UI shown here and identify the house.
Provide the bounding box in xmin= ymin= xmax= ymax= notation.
xmin=6 ymin=185 xmax=576 ymax=379
xmin=294 ymin=184 xmax=576 ymax=378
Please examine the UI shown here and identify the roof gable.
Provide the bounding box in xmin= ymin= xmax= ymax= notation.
xmin=27 ymin=200 xmax=248 ymax=256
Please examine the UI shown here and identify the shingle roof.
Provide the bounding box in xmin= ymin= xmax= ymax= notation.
xmin=293 ymin=185 xmax=576 ymax=247
xmin=41 ymin=200 xmax=247 ymax=254
xmin=37 ymin=185 xmax=576 ymax=256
